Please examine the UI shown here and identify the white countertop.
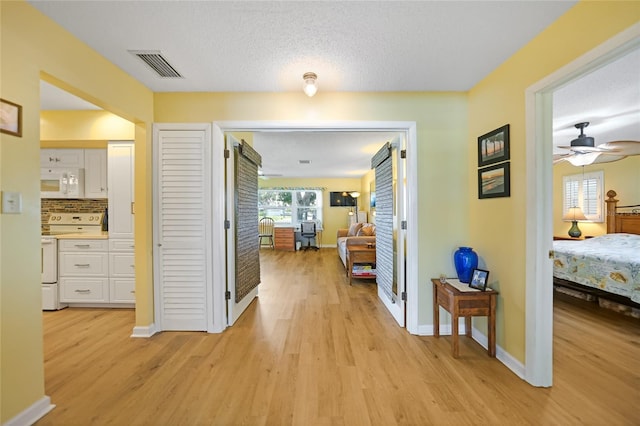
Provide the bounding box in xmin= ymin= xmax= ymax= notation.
xmin=47 ymin=232 xmax=109 ymax=240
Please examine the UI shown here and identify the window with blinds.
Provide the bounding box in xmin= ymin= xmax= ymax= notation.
xmin=562 ymin=170 xmax=604 ymax=222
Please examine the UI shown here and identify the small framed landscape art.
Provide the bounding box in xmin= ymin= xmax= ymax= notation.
xmin=469 ymin=269 xmax=489 ymax=291
xmin=0 ymin=98 xmax=22 ymax=137
xmin=478 ymin=162 xmax=510 ymax=199
xmin=478 ymin=124 xmax=509 ymax=167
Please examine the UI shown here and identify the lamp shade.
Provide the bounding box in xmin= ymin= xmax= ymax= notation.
xmin=563 ymin=206 xmax=587 ymax=221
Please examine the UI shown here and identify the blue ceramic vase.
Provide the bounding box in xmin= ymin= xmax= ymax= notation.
xmin=454 ymin=247 xmax=478 ymax=283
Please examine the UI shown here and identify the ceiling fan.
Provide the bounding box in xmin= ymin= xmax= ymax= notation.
xmin=553 ymin=122 xmax=640 ymax=166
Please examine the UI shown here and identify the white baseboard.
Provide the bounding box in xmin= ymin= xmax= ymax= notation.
xmin=415 ymin=322 xmax=525 ymax=381
xmin=4 ymin=396 xmax=54 ymax=426
xmin=131 ymin=323 xmax=158 ymax=338
xmin=471 ymin=326 xmax=526 ymax=380
xmin=416 ymin=319 xmax=468 ymax=336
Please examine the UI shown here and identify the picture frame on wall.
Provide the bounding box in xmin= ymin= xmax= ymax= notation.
xmin=478 ymin=124 xmax=509 ymax=167
xmin=0 ymin=98 xmax=22 ymax=137
xmin=478 ymin=162 xmax=510 ymax=199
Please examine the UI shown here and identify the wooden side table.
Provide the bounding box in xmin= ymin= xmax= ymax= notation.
xmin=431 ymin=278 xmax=498 ymax=358
xmin=347 ymin=246 xmax=376 ymax=285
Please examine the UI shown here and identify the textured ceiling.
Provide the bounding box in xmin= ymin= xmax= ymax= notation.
xmin=30 ymin=1 xmax=576 ymax=92
xmin=33 ymin=1 xmax=639 ymax=177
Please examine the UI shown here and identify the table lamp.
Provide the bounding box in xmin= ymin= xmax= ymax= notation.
xmin=563 ymin=206 xmax=587 ymax=238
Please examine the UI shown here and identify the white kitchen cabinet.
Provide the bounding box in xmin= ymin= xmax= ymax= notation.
xmin=84 ymin=149 xmax=108 ymax=198
xmin=59 ymin=239 xmax=109 ymax=303
xmin=108 ymin=239 xmax=135 ymax=303
xmin=60 ymin=278 xmax=109 ymax=303
xmin=40 ymin=149 xmax=85 ymax=168
xmin=108 ymin=141 xmax=135 ymax=239
xmin=110 ymin=278 xmax=135 ymax=303
xmin=109 ymin=252 xmax=134 ymax=277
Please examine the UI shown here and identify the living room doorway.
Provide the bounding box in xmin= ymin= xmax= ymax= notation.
xmin=212 ymin=121 xmax=419 ymax=332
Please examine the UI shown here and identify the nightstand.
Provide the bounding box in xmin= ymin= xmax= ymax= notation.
xmin=553 ymin=236 xmax=593 ymax=241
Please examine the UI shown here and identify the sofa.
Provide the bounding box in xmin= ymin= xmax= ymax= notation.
xmin=336 ymin=222 xmax=376 ymax=268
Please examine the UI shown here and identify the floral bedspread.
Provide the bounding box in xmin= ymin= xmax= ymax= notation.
xmin=553 ymin=233 xmax=640 ymax=303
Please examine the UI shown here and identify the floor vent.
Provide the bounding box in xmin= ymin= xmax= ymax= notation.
xmin=129 ymin=50 xmax=183 ymax=78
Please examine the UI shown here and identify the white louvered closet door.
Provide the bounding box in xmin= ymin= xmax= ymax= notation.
xmin=154 ymin=127 xmax=212 ymax=331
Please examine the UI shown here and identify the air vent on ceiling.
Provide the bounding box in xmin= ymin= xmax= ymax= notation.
xmin=299 ymin=160 xmax=311 ymax=164
xmin=128 ymin=50 xmax=183 ymax=78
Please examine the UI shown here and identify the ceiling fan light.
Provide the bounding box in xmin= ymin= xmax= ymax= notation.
xmin=566 ymin=152 xmax=601 ymax=166
xmin=570 ymin=135 xmax=595 ymax=147
xmin=302 ymin=72 xmax=317 ymax=97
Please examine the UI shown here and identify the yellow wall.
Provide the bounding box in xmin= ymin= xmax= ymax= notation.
xmin=553 ymin=156 xmax=640 ymax=237
xmin=40 ymin=110 xmax=135 ymax=143
xmin=468 ymin=2 xmax=639 ymax=362
xmin=0 ymin=2 xmax=153 ymax=422
xmin=154 ymin=91 xmax=470 ymax=326
xmin=259 ymin=177 xmax=365 ymax=246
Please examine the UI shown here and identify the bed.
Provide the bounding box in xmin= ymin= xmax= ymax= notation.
xmin=553 ymin=190 xmax=640 ymax=309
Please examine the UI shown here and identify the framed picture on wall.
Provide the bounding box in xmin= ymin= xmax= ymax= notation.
xmin=478 ymin=162 xmax=510 ymax=199
xmin=0 ymin=98 xmax=22 ymax=137
xmin=478 ymin=124 xmax=509 ymax=167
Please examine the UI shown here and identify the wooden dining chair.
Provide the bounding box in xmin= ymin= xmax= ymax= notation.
xmin=258 ymin=217 xmax=275 ymax=249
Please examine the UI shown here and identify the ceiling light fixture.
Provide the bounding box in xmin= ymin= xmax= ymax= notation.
xmin=302 ymin=72 xmax=318 ymax=97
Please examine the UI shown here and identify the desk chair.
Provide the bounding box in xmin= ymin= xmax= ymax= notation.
xmin=258 ymin=217 xmax=275 ymax=249
xmin=300 ymin=221 xmax=319 ymax=251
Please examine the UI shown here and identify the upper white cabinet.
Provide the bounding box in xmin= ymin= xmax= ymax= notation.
xmin=84 ymin=149 xmax=108 ymax=199
xmin=108 ymin=141 xmax=135 ymax=239
xmin=40 ymin=149 xmax=85 ymax=168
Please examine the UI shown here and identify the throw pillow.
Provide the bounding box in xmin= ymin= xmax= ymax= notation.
xmin=357 ymin=223 xmax=376 ymax=236
xmin=348 ymin=222 xmax=363 ymax=236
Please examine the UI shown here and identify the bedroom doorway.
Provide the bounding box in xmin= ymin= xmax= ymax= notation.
xmin=525 ymin=24 xmax=640 ymax=387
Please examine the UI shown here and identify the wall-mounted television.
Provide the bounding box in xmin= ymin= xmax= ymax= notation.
xmin=330 ymin=191 xmax=356 ymax=207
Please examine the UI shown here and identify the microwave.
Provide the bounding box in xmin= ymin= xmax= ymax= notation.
xmin=41 ymin=168 xmax=85 ymax=199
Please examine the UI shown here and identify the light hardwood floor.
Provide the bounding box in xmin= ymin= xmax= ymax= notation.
xmin=37 ymin=249 xmax=639 ymax=425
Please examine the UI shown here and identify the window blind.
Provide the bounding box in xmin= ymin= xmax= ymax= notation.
xmin=562 ymin=170 xmax=604 ymax=222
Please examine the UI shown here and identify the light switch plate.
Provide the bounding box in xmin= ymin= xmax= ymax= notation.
xmin=2 ymin=191 xmax=22 ymax=214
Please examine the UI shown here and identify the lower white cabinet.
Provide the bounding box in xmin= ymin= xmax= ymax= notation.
xmin=109 ymin=238 xmax=135 ymax=303
xmin=59 ymin=238 xmax=135 ymax=305
xmin=110 ymin=278 xmax=135 ymax=303
xmin=59 ymin=239 xmax=109 ymax=303
xmin=60 ymin=278 xmax=109 ymax=302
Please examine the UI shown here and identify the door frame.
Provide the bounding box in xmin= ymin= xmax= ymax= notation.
xmin=524 ymin=24 xmax=640 ymax=386
xmin=212 ymin=121 xmax=419 ymax=333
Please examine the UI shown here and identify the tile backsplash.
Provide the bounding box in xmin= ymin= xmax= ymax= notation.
xmin=41 ymin=199 xmax=108 ymax=231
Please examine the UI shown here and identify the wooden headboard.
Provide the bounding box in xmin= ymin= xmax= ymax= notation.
xmin=605 ymin=190 xmax=640 ymax=235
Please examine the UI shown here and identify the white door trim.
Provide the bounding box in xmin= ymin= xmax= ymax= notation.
xmin=524 ymin=23 xmax=640 ymax=386
xmin=211 ymin=120 xmax=419 ymax=334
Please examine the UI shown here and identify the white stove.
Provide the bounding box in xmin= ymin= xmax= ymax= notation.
xmin=46 ymin=212 xmax=104 ymax=235
xmin=41 ymin=212 xmax=104 ymax=310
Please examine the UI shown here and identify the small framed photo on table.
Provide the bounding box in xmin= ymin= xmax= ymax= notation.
xmin=469 ymin=269 xmax=489 ymax=291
